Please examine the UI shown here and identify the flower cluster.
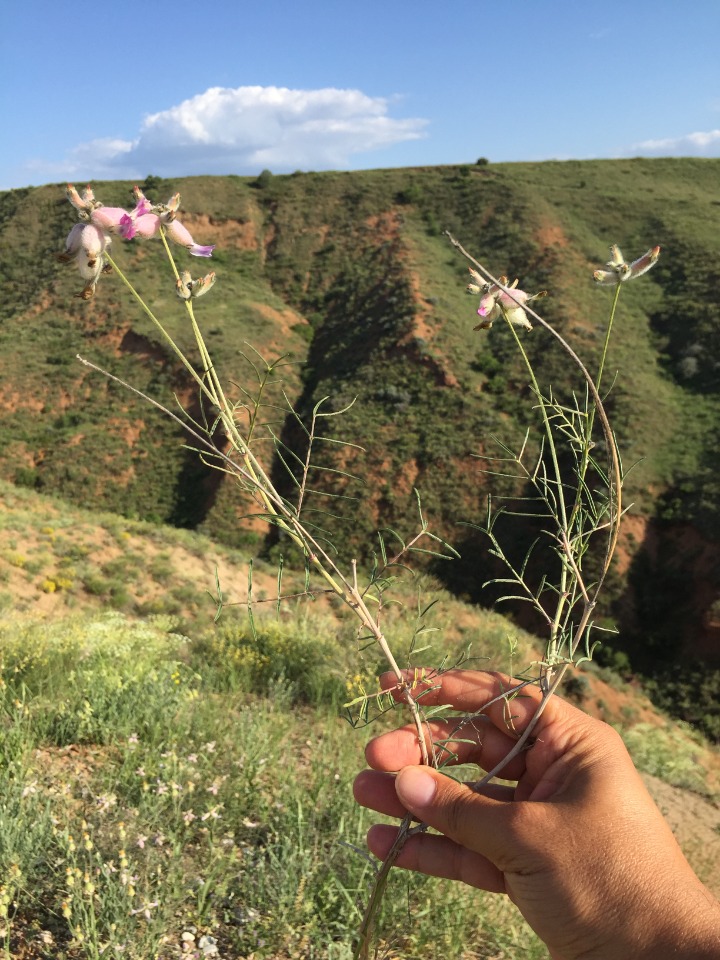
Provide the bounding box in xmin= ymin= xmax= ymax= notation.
xmin=176 ymin=270 xmax=216 ymax=301
xmin=593 ymin=244 xmax=660 ymax=285
xmin=467 ymin=269 xmax=546 ymax=331
xmin=57 ymin=184 xmax=215 ymax=299
xmin=120 ymin=187 xmax=215 ymax=258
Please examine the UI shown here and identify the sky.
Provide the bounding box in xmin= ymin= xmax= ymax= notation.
xmin=2 ymin=0 xmax=720 ymax=190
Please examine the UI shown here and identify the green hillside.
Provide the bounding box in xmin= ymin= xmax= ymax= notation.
xmin=0 ymin=478 xmax=718 ymax=959
xmin=2 ymin=159 xmax=720 ymax=734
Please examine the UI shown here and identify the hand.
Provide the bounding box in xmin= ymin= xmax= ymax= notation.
xmin=353 ymin=669 xmax=720 ymax=960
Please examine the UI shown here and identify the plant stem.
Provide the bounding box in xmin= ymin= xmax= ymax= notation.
xmin=504 ymin=315 xmax=569 ymax=665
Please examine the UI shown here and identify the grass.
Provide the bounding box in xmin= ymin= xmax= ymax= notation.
xmin=0 ymin=484 xmax=717 ymax=956
xmin=0 ymin=608 xmax=549 ymax=960
xmin=0 ymin=600 xmax=716 ymax=959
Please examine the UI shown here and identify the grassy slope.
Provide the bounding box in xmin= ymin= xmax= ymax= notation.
xmin=1 ymin=159 xmax=719 ymax=698
xmin=3 ymin=162 xmax=716 ymax=523
xmin=0 ymin=481 xmax=718 ymax=958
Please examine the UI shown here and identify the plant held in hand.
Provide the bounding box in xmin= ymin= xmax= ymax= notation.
xmin=58 ymin=182 xmax=660 ymax=958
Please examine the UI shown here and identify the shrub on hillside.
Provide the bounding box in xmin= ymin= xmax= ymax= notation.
xmin=191 ymin=620 xmax=345 ymax=705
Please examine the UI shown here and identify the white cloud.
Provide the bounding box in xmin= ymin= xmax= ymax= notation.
xmin=631 ymin=128 xmax=720 ymax=157
xmin=42 ymin=86 xmax=428 ymax=182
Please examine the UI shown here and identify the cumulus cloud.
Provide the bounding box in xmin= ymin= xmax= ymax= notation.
xmin=631 ymin=128 xmax=720 ymax=157
xmin=45 ymin=86 xmax=428 ymax=181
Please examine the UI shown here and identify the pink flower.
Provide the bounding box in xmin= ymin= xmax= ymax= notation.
xmin=124 ymin=212 xmax=161 ymax=239
xmin=467 ymin=271 xmax=544 ymax=331
xmin=165 ymin=217 xmax=215 ymax=257
xmin=56 ymin=220 xmax=110 ymax=300
xmin=66 ymin=183 xmax=137 ymax=236
xmin=121 ymin=188 xmax=215 ymax=257
xmin=90 ymin=206 xmax=132 ymax=233
xmin=593 ymin=244 xmax=660 ymax=284
xmin=58 ymin=183 xmax=215 ymax=300
xmin=58 ymin=184 xmax=128 ymax=298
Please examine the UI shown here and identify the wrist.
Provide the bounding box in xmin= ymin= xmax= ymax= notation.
xmin=635 ymin=885 xmax=720 ymax=960
xmin=576 ymin=878 xmax=720 ymax=960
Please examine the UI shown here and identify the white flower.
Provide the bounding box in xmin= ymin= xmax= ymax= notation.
xmin=176 ymin=270 xmax=217 ymax=300
xmin=593 ymin=244 xmax=660 ymax=284
xmin=198 ymin=935 xmax=219 ymax=956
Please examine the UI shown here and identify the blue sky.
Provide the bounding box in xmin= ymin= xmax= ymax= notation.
xmin=2 ymin=0 xmax=719 ymax=190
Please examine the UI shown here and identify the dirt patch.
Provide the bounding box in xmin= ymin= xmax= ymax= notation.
xmin=364 ymin=211 xmax=403 ymax=244
xmin=536 ymin=222 xmax=570 ymax=249
xmin=0 ymin=389 xmax=45 ymax=415
xmin=183 ymin=213 xmax=258 ymax=251
xmin=613 ymin=511 xmax=649 ymax=578
xmin=643 ymin=773 xmax=720 ymax=895
xmin=582 ymin=671 xmax=664 ymax=727
xmin=250 ymin=302 xmax=307 ymax=342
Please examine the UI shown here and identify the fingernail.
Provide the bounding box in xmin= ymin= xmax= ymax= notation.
xmin=396 ymin=767 xmax=436 ymax=809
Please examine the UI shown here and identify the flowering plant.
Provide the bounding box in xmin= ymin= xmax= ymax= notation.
xmin=56 ymin=184 xmax=214 ymax=299
xmin=61 ymin=183 xmax=660 ymax=958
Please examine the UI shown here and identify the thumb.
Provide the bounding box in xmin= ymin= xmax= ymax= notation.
xmin=395 ymin=765 xmax=526 ymax=866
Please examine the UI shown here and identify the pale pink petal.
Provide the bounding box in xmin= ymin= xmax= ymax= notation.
xmin=77 ymin=256 xmax=104 ymax=281
xmin=165 ymin=219 xmax=215 ymax=256
xmin=80 ymin=224 xmax=108 ymax=257
xmin=498 ymin=289 xmax=529 ymax=309
xmin=504 ymin=306 xmax=532 ymax=329
xmin=189 ymin=243 xmax=215 ymax=258
xmin=132 ymin=214 xmax=161 ymax=239
xmin=64 ymin=223 xmax=85 ymax=255
xmin=629 ymin=245 xmax=660 ymax=279
xmin=90 ymin=207 xmax=130 ymax=232
xmin=478 ymin=292 xmax=497 ymax=317
xmin=166 ymin=218 xmax=194 ymax=247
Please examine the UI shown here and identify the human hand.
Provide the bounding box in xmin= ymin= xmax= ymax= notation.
xmin=353 ymin=669 xmax=720 ymax=960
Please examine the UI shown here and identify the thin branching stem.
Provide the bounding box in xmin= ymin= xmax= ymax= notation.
xmin=84 ymin=217 xmax=628 ymax=960
xmin=446 ymin=233 xmax=623 ymax=658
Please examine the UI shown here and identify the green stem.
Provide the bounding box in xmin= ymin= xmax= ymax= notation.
xmin=596 ymin=282 xmax=622 ymax=400
xmin=505 ymin=314 xmax=568 ymax=663
xmin=567 ymin=282 xmax=622 ymax=561
xmin=104 ymin=252 xmax=216 ymax=408
xmin=447 ymin=233 xmax=622 ymax=647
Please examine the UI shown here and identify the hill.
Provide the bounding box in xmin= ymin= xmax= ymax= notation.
xmin=2 ymin=159 xmax=720 ymax=735
xmin=0 ymin=478 xmax=718 ymax=958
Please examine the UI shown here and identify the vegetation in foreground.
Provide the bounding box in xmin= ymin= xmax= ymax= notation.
xmin=0 ymin=602 xmax=718 ymax=960
xmin=0 ymin=486 xmax=720 ymax=960
xmin=0 ymin=487 xmax=718 ymax=958
xmin=0 ymin=607 xmax=549 ymax=960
